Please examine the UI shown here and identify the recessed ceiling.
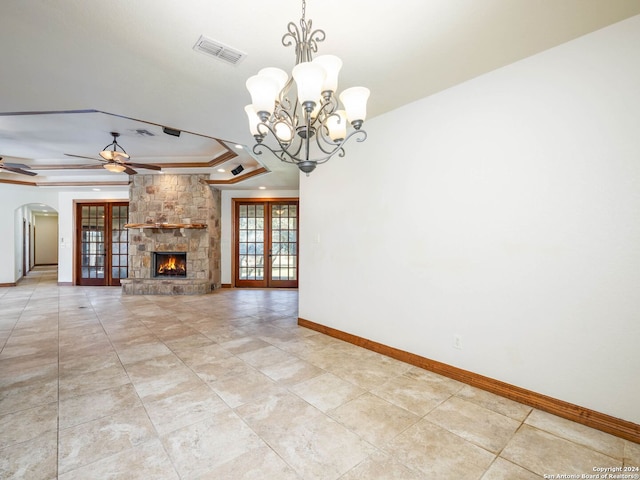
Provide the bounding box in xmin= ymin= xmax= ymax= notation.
xmin=0 ymin=110 xmax=267 ymax=187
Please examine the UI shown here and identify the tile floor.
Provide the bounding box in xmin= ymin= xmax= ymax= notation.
xmin=1 ymin=267 xmax=638 ymax=479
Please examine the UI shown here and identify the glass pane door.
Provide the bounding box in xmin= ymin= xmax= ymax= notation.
xmin=235 ymin=200 xmax=298 ymax=288
xmin=270 ymin=202 xmax=297 ymax=287
xmin=238 ymin=203 xmax=265 ymax=283
xmin=76 ymin=202 xmax=128 ymax=286
xmin=80 ymin=205 xmax=106 ymax=285
xmin=111 ymin=204 xmax=129 ymax=285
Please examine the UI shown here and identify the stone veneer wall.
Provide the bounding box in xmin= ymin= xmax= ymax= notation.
xmin=121 ymin=174 xmax=221 ymax=295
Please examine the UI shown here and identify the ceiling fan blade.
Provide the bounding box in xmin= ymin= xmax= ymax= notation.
xmin=127 ymin=162 xmax=162 ymax=171
xmin=1 ymin=165 xmax=38 ymax=176
xmin=64 ymin=153 xmax=103 ymax=162
xmin=3 ymin=162 xmax=32 ymax=169
xmin=124 ymin=166 xmax=138 ymax=175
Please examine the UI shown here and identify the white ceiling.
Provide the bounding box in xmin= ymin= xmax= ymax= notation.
xmin=1 ymin=0 xmax=639 ymax=189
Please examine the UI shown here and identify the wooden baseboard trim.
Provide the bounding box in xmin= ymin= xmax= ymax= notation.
xmin=298 ymin=317 xmax=640 ymax=444
xmin=221 ymin=284 xmax=233 ymax=288
xmin=0 ymin=282 xmax=17 ymax=287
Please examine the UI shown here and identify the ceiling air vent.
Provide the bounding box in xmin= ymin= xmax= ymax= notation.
xmin=193 ymin=35 xmax=247 ymax=65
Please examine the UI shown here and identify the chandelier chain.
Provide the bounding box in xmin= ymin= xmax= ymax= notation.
xmin=301 ymin=0 xmax=306 ymax=21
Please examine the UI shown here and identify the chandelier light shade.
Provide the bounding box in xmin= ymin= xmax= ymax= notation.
xmin=245 ymin=0 xmax=369 ymax=175
xmin=103 ymin=162 xmax=127 ymax=173
xmin=99 ymin=132 xmax=130 ymax=161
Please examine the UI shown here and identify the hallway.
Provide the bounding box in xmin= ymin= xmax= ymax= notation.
xmin=1 ymin=267 xmax=638 ymax=479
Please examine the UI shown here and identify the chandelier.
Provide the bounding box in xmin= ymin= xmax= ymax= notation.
xmin=245 ymin=0 xmax=369 ymax=175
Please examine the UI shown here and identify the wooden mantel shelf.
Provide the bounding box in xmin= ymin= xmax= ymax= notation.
xmin=124 ymin=223 xmax=207 ymax=230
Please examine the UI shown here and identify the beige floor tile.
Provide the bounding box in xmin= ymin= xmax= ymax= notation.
xmin=58 ymin=438 xmax=179 ymax=480
xmin=290 ymin=372 xmax=365 ymax=412
xmin=175 ymin=342 xmax=233 ymax=367
xmin=143 ymin=383 xmax=229 ymax=435
xmin=340 ymin=451 xmax=424 ymax=480
xmin=501 ymin=424 xmax=620 ymax=477
xmin=59 ymin=383 xmax=142 ymax=429
xmin=58 ymin=337 xmax=115 ymax=360
xmin=237 ymin=344 xmax=295 ymax=368
xmin=161 ymin=409 xmax=265 ymax=479
xmin=330 ymin=358 xmax=410 ymax=390
xmin=115 ymin=341 xmax=173 ymax=365
xmin=384 ymin=418 xmax=495 ymax=479
xmin=525 ymin=409 xmax=626 ymax=459
xmin=278 ymin=332 xmax=342 ymax=356
xmin=329 ymin=392 xmax=421 ymax=448
xmin=236 ymin=390 xmax=324 ymax=437
xmin=371 ymin=370 xmax=456 ymax=417
xmin=480 ymin=457 xmax=540 ymax=480
xmin=59 ymin=362 xmax=130 ymax=400
xmin=456 ymin=385 xmax=533 ymax=421
xmin=259 ymin=414 xmax=377 ymax=480
xmin=0 ymin=335 xmax=57 ymax=359
xmin=258 ymin=355 xmax=323 ymax=386
xmin=163 ymin=332 xmax=215 ymax=352
xmin=58 ymin=405 xmax=157 ymax=474
xmin=196 ymin=444 xmax=301 ymax=479
xmin=0 ymin=430 xmax=58 ymax=480
xmin=59 ymin=351 xmax=122 ymax=377
xmin=0 ymin=353 xmax=58 ymax=380
xmin=209 ymin=368 xmax=283 ymax=408
xmin=195 ymin=324 xmax=248 ymax=343
xmin=0 ymin=375 xmax=58 ymax=416
xmin=145 ymin=323 xmax=200 ymax=342
xmin=218 ymin=336 xmax=271 ymax=354
xmin=0 ymin=402 xmax=58 ymax=450
xmin=404 ymin=366 xmax=465 ymax=394
xmin=190 ymin=355 xmax=255 ymax=383
xmin=124 ymin=354 xmax=204 ymax=402
xmin=425 ymin=396 xmax=521 ymax=453
xmin=626 ymin=440 xmax=640 ymax=464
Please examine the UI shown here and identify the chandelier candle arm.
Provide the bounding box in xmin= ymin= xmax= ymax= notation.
xmin=245 ymin=0 xmax=369 ymax=174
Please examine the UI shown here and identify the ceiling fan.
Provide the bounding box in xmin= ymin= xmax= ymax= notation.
xmin=65 ymin=132 xmax=162 ymax=175
xmin=0 ymin=157 xmax=37 ymax=176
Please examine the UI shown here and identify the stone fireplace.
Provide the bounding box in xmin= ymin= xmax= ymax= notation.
xmin=121 ymin=174 xmax=221 ymax=295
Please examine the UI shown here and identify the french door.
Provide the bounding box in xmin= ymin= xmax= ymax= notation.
xmin=75 ymin=202 xmax=129 ymax=286
xmin=234 ymin=199 xmax=298 ymax=288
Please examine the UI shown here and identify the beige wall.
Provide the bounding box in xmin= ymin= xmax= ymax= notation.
xmin=34 ymin=215 xmax=58 ymax=265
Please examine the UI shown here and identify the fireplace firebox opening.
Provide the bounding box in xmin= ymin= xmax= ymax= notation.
xmin=153 ymin=252 xmax=187 ymax=277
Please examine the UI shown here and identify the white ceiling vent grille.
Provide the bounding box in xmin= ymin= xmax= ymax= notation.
xmin=193 ymin=35 xmax=247 ymax=65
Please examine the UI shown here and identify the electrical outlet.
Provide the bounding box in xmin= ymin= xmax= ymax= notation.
xmin=453 ymin=334 xmax=462 ymax=350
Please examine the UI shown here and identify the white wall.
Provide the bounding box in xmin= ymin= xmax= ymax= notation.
xmin=220 ymin=189 xmax=299 ymax=285
xmin=34 ymin=215 xmax=59 ymax=264
xmin=299 ymin=16 xmax=640 ymax=424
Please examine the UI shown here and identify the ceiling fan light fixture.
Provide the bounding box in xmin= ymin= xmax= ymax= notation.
xmin=100 ymin=132 xmax=130 ymax=161
xmin=103 ymin=163 xmax=126 ymax=173
xmin=100 ymin=150 xmax=129 ymax=161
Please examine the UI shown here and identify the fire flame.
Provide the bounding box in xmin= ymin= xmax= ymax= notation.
xmin=157 ymin=256 xmax=186 ymax=275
